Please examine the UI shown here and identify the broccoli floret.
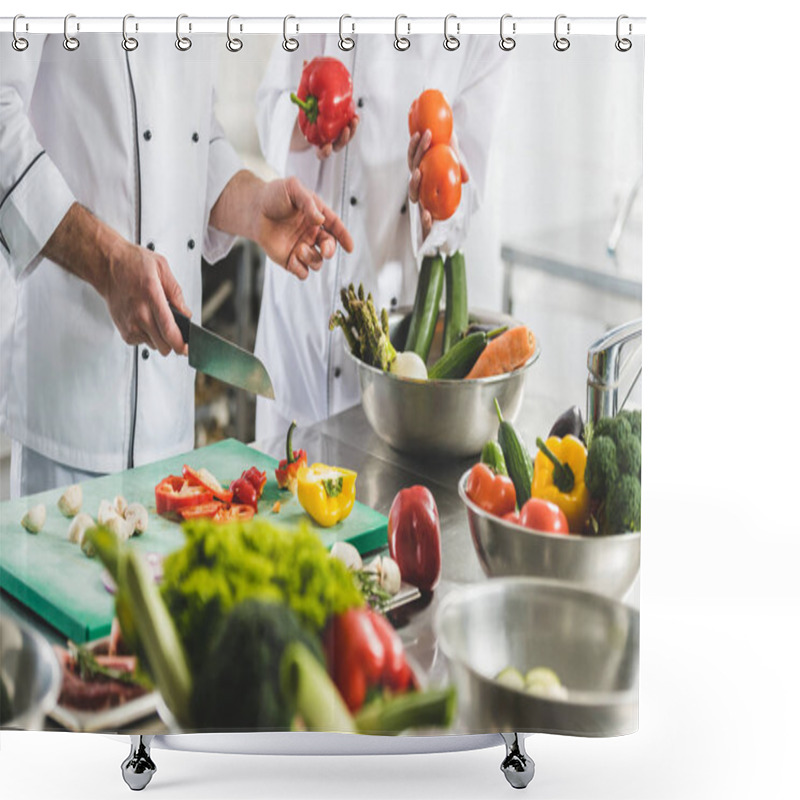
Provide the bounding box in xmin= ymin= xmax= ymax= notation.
xmin=616 ymin=433 xmax=641 ymax=477
xmin=585 ymin=435 xmax=618 ymax=499
xmin=618 ymin=409 xmax=641 ymax=440
xmin=592 ymin=417 xmax=618 ymax=442
xmin=192 ymin=599 xmax=324 ymax=731
xmin=604 ymin=474 xmax=641 ymax=534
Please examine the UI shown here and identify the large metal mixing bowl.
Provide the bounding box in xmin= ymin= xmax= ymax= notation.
xmin=435 ymin=578 xmax=639 ymax=736
xmin=0 ymin=614 xmax=62 ymax=730
xmin=349 ymin=308 xmax=540 ymax=458
xmin=459 ymin=470 xmax=640 ymax=599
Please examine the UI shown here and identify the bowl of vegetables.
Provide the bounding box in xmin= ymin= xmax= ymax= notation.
xmin=435 ymin=578 xmax=639 ymax=735
xmin=459 ymin=408 xmax=642 ymax=600
xmin=332 ymin=272 xmax=539 ymax=458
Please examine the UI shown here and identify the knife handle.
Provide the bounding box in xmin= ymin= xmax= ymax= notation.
xmin=169 ymin=304 xmax=191 ymax=345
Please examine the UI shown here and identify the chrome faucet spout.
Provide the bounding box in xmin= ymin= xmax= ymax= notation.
xmin=586 ymin=318 xmax=642 ymax=423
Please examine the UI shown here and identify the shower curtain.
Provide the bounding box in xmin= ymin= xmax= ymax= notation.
xmin=0 ymin=16 xmax=643 ymax=740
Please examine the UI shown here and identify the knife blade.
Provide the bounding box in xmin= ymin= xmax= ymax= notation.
xmin=171 ymin=306 xmax=274 ymax=399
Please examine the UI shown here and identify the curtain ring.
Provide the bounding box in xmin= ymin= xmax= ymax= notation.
xmin=226 ymin=15 xmax=243 ymax=52
xmin=176 ymin=14 xmax=192 ymax=51
xmin=394 ymin=15 xmax=410 ymax=51
xmin=443 ymin=14 xmax=460 ymax=51
xmin=283 ymin=15 xmax=299 ymax=52
xmin=553 ymin=14 xmax=570 ymax=51
xmin=122 ymin=14 xmax=138 ymax=51
xmin=12 ymin=14 xmax=29 ymax=52
xmin=615 ymin=14 xmax=632 ymax=52
xmin=63 ymin=14 xmax=80 ymax=51
xmin=499 ymin=14 xmax=515 ymax=51
xmin=338 ymin=14 xmax=355 ymax=51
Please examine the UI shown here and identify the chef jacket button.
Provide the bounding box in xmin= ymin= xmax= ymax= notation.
xmin=334 ymin=367 xmax=342 ymax=378
xmin=350 ymin=196 xmax=357 ymax=206
xmin=192 ymin=132 xmax=199 ymax=143
xmin=357 ymin=97 xmax=364 ymax=108
xmin=187 ymin=239 xmax=195 ymax=250
xmin=400 ymin=202 xmax=407 ymax=215
xmin=143 ymin=130 xmax=152 ymax=141
xmin=391 ymin=297 xmax=398 ymax=307
xmin=146 ymin=242 xmax=155 ymax=251
xmin=141 ymin=348 xmax=150 ymax=360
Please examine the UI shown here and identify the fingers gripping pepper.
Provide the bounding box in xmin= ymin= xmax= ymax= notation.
xmin=275 ymin=421 xmax=308 ymax=492
xmin=290 ymin=57 xmax=356 ymax=147
xmin=532 ymin=434 xmax=590 ymax=533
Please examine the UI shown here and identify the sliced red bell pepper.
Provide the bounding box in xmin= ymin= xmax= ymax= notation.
xmin=182 ymin=465 xmax=233 ymax=503
xmin=324 ymin=607 xmax=415 ymax=712
xmin=212 ymin=503 xmax=255 ymax=523
xmin=275 ymin=421 xmax=308 ymax=491
xmin=179 ymin=501 xmax=223 ymax=520
xmin=242 ymin=467 xmax=267 ymax=499
xmin=155 ymin=476 xmax=213 ymax=515
xmin=230 ymin=477 xmax=258 ymax=511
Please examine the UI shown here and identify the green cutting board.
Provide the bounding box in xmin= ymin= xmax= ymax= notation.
xmin=0 ymin=439 xmax=388 ymax=643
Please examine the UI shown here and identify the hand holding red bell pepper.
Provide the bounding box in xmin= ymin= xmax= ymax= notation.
xmin=465 ymin=463 xmax=516 ymax=517
xmin=291 ymin=58 xmax=356 ymax=147
xmin=388 ymin=486 xmax=442 ymax=593
xmin=275 ymin=421 xmax=308 ymax=491
xmin=324 ymin=607 xmax=415 ymax=712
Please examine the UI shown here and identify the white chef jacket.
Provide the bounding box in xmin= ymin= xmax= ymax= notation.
xmin=253 ymin=35 xmax=506 ymax=439
xmin=0 ymin=34 xmax=242 ymax=473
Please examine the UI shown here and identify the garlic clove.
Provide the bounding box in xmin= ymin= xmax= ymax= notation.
xmin=330 ymin=541 xmax=363 ymax=571
xmin=21 ymin=504 xmax=46 ymax=534
xmin=57 ymin=484 xmax=83 ymax=518
xmin=377 ymin=556 xmax=402 ymax=596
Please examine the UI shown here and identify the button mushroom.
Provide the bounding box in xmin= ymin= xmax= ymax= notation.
xmin=97 ymin=500 xmax=119 ymax=527
xmin=21 ymin=504 xmax=46 ymax=534
xmin=330 ymin=541 xmax=362 ymax=571
xmin=105 ymin=513 xmax=134 ymax=543
xmin=113 ymin=495 xmax=128 ymax=516
xmin=57 ymin=484 xmax=83 ymax=518
xmin=68 ymin=512 xmax=95 ymax=545
xmin=123 ymin=503 xmax=148 ymax=536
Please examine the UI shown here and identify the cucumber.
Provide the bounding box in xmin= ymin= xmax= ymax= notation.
xmin=404 ymin=254 xmax=444 ymax=362
xmin=443 ymin=251 xmax=468 ymax=354
xmin=494 ymin=399 xmax=534 ymax=507
xmin=481 ymin=440 xmax=508 ymax=476
xmin=428 ymin=326 xmax=507 ymax=380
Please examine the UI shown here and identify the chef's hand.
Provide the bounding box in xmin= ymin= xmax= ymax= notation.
xmin=103 ymin=243 xmax=191 ymax=356
xmin=407 ymin=129 xmax=469 ymax=240
xmin=289 ymin=115 xmax=360 ymax=160
xmin=41 ymin=203 xmax=190 ymax=356
xmin=211 ymin=170 xmax=354 ymax=280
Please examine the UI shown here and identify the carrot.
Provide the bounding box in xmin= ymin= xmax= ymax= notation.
xmin=465 ymin=326 xmax=536 ymax=380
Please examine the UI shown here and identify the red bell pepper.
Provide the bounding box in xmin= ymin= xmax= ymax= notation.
xmin=155 ymin=476 xmax=213 ymax=515
xmin=465 ymin=463 xmax=517 ymax=517
xmin=388 ymin=486 xmax=442 ymax=593
xmin=179 ymin=501 xmax=223 ymax=520
xmin=324 ymin=608 xmax=414 ymax=712
xmin=290 ymin=57 xmax=355 ymax=147
xmin=182 ymin=465 xmax=233 ymax=503
xmin=212 ymin=504 xmax=256 ymax=523
xmin=242 ymin=467 xmax=267 ymax=498
xmin=275 ymin=421 xmax=308 ymax=491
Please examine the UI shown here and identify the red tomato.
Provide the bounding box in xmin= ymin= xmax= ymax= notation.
xmin=180 ymin=501 xmax=223 ymax=520
xmin=155 ymin=476 xmax=213 ymax=515
xmin=408 ymin=89 xmax=453 ymax=146
xmin=465 ymin=463 xmax=516 ymax=518
xmin=418 ymin=144 xmax=462 ymax=221
xmin=518 ymin=498 xmax=569 ymax=535
xmin=502 ymin=511 xmax=521 ymax=525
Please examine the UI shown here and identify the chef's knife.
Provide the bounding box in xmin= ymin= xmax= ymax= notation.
xmin=170 ymin=305 xmax=274 ymax=399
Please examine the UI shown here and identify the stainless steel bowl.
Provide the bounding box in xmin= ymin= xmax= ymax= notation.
xmin=0 ymin=615 xmax=62 ymax=730
xmin=349 ymin=307 xmax=540 ymax=458
xmin=435 ymin=578 xmax=638 ymax=736
xmin=459 ymin=470 xmax=640 ymax=599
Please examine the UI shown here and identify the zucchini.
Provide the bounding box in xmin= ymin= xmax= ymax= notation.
xmin=481 ymin=440 xmax=508 ymax=476
xmin=404 ymin=254 xmax=445 ymax=362
xmin=443 ymin=251 xmax=468 ymax=354
xmin=494 ymin=399 xmax=534 ymax=507
xmin=428 ymin=326 xmax=507 ymax=380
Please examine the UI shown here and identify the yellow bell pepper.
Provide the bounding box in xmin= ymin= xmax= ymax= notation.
xmin=296 ymin=463 xmax=357 ymax=527
xmin=532 ymin=435 xmax=590 ymax=533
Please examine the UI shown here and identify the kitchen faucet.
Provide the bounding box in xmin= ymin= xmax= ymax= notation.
xmin=586 ymin=318 xmax=642 ymax=423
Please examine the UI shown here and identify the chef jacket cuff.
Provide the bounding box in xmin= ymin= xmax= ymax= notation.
xmin=409 ymin=192 xmax=472 ymax=263
xmin=0 ymin=153 xmax=76 ymax=282
xmin=203 ymin=136 xmax=244 ymax=264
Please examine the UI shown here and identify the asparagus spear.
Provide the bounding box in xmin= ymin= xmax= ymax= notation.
xmin=329 ymin=283 xmax=396 ymax=371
